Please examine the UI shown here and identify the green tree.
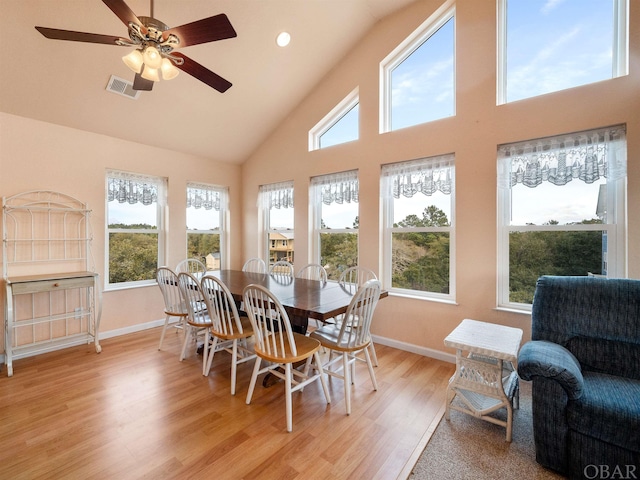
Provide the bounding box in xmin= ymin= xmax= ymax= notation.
xmin=187 ymin=233 xmax=220 ymax=264
xmin=509 ymin=219 xmax=604 ymax=303
xmin=391 ymin=206 xmax=450 ymax=293
xmin=108 ymin=232 xmax=158 ymax=283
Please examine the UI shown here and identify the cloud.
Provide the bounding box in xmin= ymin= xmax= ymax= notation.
xmin=541 ymin=0 xmax=567 ymax=15
xmin=507 ymin=22 xmax=613 ymax=101
xmin=391 ymin=57 xmax=454 ymax=107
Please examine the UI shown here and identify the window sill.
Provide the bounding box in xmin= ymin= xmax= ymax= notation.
xmin=494 ymin=306 xmax=532 ymax=315
xmin=388 ymin=291 xmax=458 ymax=306
xmin=104 ymin=281 xmax=157 ymax=293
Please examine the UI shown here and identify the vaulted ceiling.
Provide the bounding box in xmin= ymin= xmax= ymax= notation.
xmin=1 ymin=0 xmax=416 ymax=164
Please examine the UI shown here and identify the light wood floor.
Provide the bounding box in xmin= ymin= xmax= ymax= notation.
xmin=0 ymin=327 xmax=454 ymax=480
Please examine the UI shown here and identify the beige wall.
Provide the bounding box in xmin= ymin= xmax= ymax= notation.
xmin=0 ymin=113 xmax=243 ymax=347
xmin=1 ymin=0 xmax=638 ymax=362
xmin=241 ymin=0 xmax=640 ymax=356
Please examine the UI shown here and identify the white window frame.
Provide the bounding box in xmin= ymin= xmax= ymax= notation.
xmin=309 ymin=87 xmax=359 ymax=151
xmin=496 ymin=0 xmax=629 ymax=105
xmin=259 ymin=181 xmax=294 ymax=265
xmin=105 ymin=169 xmax=167 ymax=290
xmin=497 ymin=125 xmax=627 ymax=312
xmin=381 ymin=154 xmax=456 ymax=302
xmin=186 ymin=182 xmax=229 ymax=270
xmin=379 ymin=0 xmax=455 ymax=134
xmin=310 ymin=170 xmax=359 ymax=274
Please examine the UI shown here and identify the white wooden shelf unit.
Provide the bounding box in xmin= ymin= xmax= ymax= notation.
xmin=2 ymin=190 xmax=102 ymax=376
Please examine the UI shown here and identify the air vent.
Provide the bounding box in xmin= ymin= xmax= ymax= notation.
xmin=106 ymin=75 xmax=141 ymax=100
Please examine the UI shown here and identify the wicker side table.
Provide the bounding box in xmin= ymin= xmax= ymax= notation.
xmin=444 ymin=319 xmax=523 ymax=441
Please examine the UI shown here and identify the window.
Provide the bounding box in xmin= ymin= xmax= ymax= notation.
xmin=106 ymin=170 xmax=166 ymax=287
xmin=382 ymin=155 xmax=455 ymax=300
xmin=497 ymin=125 xmax=627 ymax=309
xmin=259 ymin=181 xmax=294 ymax=267
xmin=310 ymin=170 xmax=359 ymax=280
xmin=309 ymin=88 xmax=359 ymax=151
xmin=186 ymin=183 xmax=228 ymax=270
xmin=498 ymin=0 xmax=629 ymax=104
xmin=380 ymin=2 xmax=455 ymax=133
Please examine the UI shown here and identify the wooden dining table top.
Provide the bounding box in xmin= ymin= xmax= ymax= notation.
xmin=206 ymin=269 xmax=388 ymax=330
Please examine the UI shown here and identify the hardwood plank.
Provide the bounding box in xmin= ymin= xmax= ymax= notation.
xmin=0 ymin=327 xmax=454 ymax=479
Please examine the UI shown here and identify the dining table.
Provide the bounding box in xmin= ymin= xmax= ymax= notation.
xmin=207 ymin=269 xmax=388 ymax=334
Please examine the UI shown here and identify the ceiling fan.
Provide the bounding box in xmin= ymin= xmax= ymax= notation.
xmin=35 ymin=0 xmax=237 ymax=93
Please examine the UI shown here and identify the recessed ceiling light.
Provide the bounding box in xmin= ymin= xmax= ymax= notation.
xmin=276 ymin=32 xmax=291 ymax=47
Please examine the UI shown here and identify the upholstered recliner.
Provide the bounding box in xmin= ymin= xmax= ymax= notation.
xmin=518 ymin=276 xmax=640 ymax=479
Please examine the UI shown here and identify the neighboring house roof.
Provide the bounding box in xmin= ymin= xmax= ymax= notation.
xmin=269 ymin=232 xmax=294 ymax=240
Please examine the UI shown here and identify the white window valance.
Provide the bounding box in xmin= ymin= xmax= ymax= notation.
xmin=259 ymin=181 xmax=294 ymax=209
xmin=381 ymin=154 xmax=454 ymax=198
xmin=107 ymin=170 xmax=164 ymax=205
xmin=311 ymin=170 xmax=359 ymax=205
xmin=187 ymin=183 xmax=225 ymax=211
xmin=498 ymin=125 xmax=627 ymax=190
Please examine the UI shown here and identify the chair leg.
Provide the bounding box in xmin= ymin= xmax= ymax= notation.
xmin=179 ymin=325 xmax=192 ymax=361
xmin=369 ymin=341 xmax=379 ymax=367
xmin=201 ymin=331 xmax=210 ymax=376
xmin=158 ymin=314 xmax=171 ymax=350
xmin=314 ymin=352 xmax=331 ymax=405
xmin=364 ymin=345 xmax=378 ymax=391
xmin=285 ymin=363 xmax=293 ymax=432
xmin=246 ymin=357 xmax=262 ymax=405
xmin=230 ymin=340 xmax=238 ymax=395
xmin=343 ymin=352 xmax=351 ymax=415
xmin=204 ymin=336 xmax=219 ymax=376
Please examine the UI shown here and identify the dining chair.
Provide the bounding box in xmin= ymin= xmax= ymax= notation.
xmin=242 ymin=257 xmax=267 ymax=274
xmin=338 ymin=266 xmax=377 ymax=294
xmin=176 ymin=258 xmax=207 ymax=274
xmin=331 ymin=269 xmax=380 ymax=341
xmin=337 ymin=266 xmax=379 ymax=366
xmin=243 ymin=283 xmax=331 ymax=432
xmin=200 ymin=274 xmax=256 ymax=394
xmin=156 ymin=267 xmax=188 ymax=351
xmin=295 ymin=264 xmax=328 ymax=331
xmin=177 ymin=272 xmax=213 ymax=375
xmin=310 ymin=279 xmax=381 ymax=415
xmin=269 ymin=260 xmax=294 ymax=282
xmin=296 ymin=263 xmax=328 ymax=283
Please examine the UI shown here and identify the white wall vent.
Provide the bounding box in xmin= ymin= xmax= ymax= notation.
xmin=106 ymin=75 xmax=141 ymax=100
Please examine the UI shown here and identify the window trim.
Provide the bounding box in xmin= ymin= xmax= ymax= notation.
xmin=381 ymin=155 xmax=456 ymax=301
xmin=379 ymin=0 xmax=455 ymax=134
xmin=310 ymin=170 xmax=359 ymax=271
xmin=105 ymin=169 xmax=167 ymax=290
xmin=496 ymin=127 xmax=627 ymax=311
xmin=186 ymin=182 xmax=229 ymax=270
xmin=308 ymin=87 xmax=359 ymax=151
xmin=259 ymin=181 xmax=294 ymax=265
xmin=496 ymin=0 xmax=629 ymax=105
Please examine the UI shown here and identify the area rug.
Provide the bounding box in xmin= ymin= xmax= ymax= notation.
xmin=409 ymin=381 xmax=566 ymax=479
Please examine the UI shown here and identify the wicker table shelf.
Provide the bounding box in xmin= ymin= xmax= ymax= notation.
xmin=444 ymin=319 xmax=523 ymax=441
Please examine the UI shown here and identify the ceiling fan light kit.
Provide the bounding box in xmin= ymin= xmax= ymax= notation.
xmin=35 ymin=0 xmax=237 ymax=93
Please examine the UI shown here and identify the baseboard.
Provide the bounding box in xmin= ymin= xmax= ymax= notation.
xmin=0 ymin=322 xmax=455 ymax=367
xmin=371 ymin=334 xmax=456 ymax=364
xmin=0 ymin=319 xmax=166 ymax=367
xmin=98 ymin=318 xmax=166 ymax=340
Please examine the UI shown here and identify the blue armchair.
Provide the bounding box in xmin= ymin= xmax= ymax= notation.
xmin=517 ymin=276 xmax=640 ymax=479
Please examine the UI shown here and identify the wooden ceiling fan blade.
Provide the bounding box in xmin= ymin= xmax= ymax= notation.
xmin=35 ymin=26 xmax=128 ymax=45
xmin=133 ymin=74 xmax=154 ymax=91
xmin=163 ymin=14 xmax=237 ymax=47
xmin=172 ymin=53 xmax=232 ymax=93
xmin=102 ymin=0 xmax=143 ymax=29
